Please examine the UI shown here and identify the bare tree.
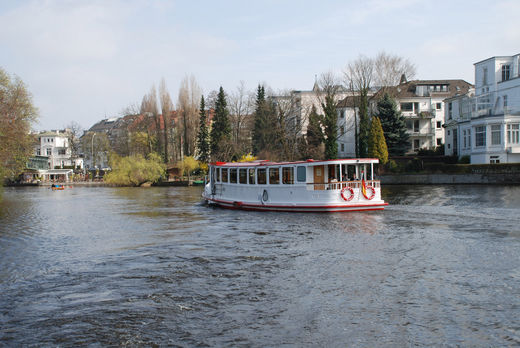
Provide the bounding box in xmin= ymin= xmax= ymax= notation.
xmin=140 ymin=86 xmax=160 ymax=155
xmin=178 ymin=75 xmax=201 ymax=158
xmin=228 ymin=81 xmax=254 ymax=155
xmin=65 ymin=121 xmax=83 ymax=169
xmin=373 ymin=51 xmax=416 ymax=88
xmin=159 ymin=78 xmax=174 ymax=163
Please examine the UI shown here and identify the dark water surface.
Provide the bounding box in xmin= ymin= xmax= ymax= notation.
xmin=0 ymin=185 xmax=519 ymax=347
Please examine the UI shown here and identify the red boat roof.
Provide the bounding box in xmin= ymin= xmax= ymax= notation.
xmin=211 ymin=158 xmax=380 ymax=167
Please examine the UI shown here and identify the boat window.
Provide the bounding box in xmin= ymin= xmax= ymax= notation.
xmin=248 ymin=168 xmax=255 ymax=185
xmin=257 ymin=168 xmax=266 ymax=184
xmin=230 ymin=168 xmax=237 ymax=183
xmin=239 ymin=168 xmax=247 ymax=184
xmin=296 ymin=166 xmax=306 ymax=182
xmin=269 ymin=168 xmax=280 ymax=184
xmin=222 ymin=168 xmax=228 ymax=182
xmin=282 ymin=167 xmax=294 ymax=184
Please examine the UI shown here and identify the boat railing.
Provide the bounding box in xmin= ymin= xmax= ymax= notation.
xmin=310 ymin=180 xmax=380 ymax=191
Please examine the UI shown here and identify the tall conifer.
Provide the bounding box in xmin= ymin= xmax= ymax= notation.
xmin=376 ymin=93 xmax=410 ymax=156
xmin=196 ymin=95 xmax=209 ymax=163
xmin=210 ymin=87 xmax=231 ymax=161
xmin=368 ymin=116 xmax=388 ymax=164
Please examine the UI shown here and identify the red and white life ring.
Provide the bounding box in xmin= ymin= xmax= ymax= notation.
xmin=362 ymin=185 xmax=376 ymax=200
xmin=340 ymin=186 xmax=354 ymax=201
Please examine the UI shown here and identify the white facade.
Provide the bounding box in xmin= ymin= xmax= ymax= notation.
xmin=444 ymin=54 xmax=520 ymax=164
xmin=34 ymin=130 xmax=84 ymax=170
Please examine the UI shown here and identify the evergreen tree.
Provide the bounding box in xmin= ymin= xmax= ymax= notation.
xmin=210 ymin=87 xmax=231 ymax=161
xmin=358 ymin=89 xmax=370 ymax=158
xmin=306 ymin=105 xmax=324 ymax=159
xmin=376 ymin=93 xmax=410 ymax=156
xmin=196 ymin=95 xmax=210 ymax=163
xmin=251 ymin=85 xmax=278 ymax=156
xmin=368 ymin=116 xmax=388 ymax=164
xmin=322 ymin=94 xmax=338 ymax=160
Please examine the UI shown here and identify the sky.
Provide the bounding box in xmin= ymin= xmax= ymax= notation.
xmin=1 ymin=0 xmax=519 ymax=131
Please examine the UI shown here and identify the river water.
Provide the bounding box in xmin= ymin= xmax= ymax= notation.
xmin=0 ymin=185 xmax=519 ymax=347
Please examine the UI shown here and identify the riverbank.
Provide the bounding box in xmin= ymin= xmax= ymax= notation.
xmin=381 ymin=173 xmax=520 ymax=185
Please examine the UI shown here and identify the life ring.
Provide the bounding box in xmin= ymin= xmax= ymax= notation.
xmin=262 ymin=190 xmax=268 ymax=202
xmin=340 ymin=186 xmax=354 ymax=201
xmin=362 ymin=185 xmax=376 ymax=200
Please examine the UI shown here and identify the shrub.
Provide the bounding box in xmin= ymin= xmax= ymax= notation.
xmin=104 ymin=153 xmax=165 ymax=186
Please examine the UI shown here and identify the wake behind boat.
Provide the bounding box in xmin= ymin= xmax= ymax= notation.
xmin=202 ymin=158 xmax=387 ymax=212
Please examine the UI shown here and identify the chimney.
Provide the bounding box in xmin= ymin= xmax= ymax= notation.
xmin=400 ymin=74 xmax=407 ymax=85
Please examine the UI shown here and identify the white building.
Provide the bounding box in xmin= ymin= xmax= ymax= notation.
xmin=375 ymin=79 xmax=472 ymax=153
xmin=34 ymin=130 xmax=83 ymax=170
xmin=336 ymin=96 xmax=361 ymax=158
xmin=444 ymin=54 xmax=520 ymax=164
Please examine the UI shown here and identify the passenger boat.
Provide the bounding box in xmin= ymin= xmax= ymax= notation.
xmin=202 ymin=159 xmax=388 ymax=212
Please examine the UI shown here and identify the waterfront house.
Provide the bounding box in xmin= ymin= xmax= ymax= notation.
xmin=444 ymin=54 xmax=520 ymax=164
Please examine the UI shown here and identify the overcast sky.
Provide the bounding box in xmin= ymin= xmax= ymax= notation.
xmin=1 ymin=0 xmax=519 ymax=131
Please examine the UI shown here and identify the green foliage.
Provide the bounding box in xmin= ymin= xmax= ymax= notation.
xmin=322 ymin=95 xmax=338 ymax=160
xmin=368 ymin=116 xmax=388 ymax=164
xmin=237 ymin=153 xmax=257 ymax=162
xmin=104 ymin=153 xmax=165 ymax=186
xmin=0 ymin=67 xmax=38 ymax=184
xmin=210 ymin=87 xmax=232 ymax=161
xmin=251 ymin=85 xmax=278 ymax=156
xmin=177 ymin=156 xmax=199 ymax=177
xmin=358 ymin=90 xmax=370 ymax=157
xmin=196 ymin=95 xmax=210 ymax=163
xmin=376 ymin=93 xmax=410 ymax=156
xmin=459 ymin=155 xmax=470 ymax=164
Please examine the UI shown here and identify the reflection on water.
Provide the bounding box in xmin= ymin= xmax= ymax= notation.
xmin=0 ymin=185 xmax=519 ymax=346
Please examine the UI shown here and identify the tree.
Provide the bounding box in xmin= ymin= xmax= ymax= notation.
xmin=376 ymin=93 xmax=410 ymax=156
xmin=0 ymin=68 xmax=38 ymax=184
xmin=368 ymin=116 xmax=388 ymax=164
xmin=251 ymin=85 xmax=278 ymax=157
xmin=210 ymin=87 xmax=232 ymax=161
xmin=305 ymin=105 xmax=324 ymax=159
xmin=159 ymin=78 xmax=173 ymax=163
xmin=65 ymin=121 xmax=83 ymax=169
xmin=228 ymin=81 xmax=254 ymax=155
xmin=178 ymin=75 xmax=201 ymax=158
xmin=104 ymin=153 xmax=165 ymax=186
xmin=196 ymin=95 xmax=210 ymax=164
xmin=177 ymin=156 xmax=199 ymax=181
xmin=344 ymin=55 xmax=373 ymax=157
xmin=140 ymin=86 xmax=160 ymax=156
xmin=374 ymin=51 xmax=417 ymax=90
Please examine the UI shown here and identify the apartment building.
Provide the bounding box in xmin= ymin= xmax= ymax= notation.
xmin=34 ymin=130 xmax=83 ymax=170
xmin=444 ymin=54 xmax=520 ymax=163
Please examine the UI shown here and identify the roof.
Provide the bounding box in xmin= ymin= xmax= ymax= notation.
xmin=212 ymin=158 xmax=380 ymax=167
xmin=373 ymin=79 xmax=473 ymax=100
xmin=337 ymin=96 xmax=361 ymax=108
xmin=473 ymin=54 xmax=520 ymax=65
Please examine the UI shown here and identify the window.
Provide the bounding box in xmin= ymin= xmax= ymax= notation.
xmin=502 ymin=65 xmax=510 ymax=81
xmin=239 ymin=168 xmax=247 ymax=184
xmin=441 ymin=85 xmax=447 ymax=92
xmin=400 ymin=102 xmax=413 ymax=111
xmin=340 ymin=126 xmax=345 ymax=135
xmin=448 ymin=102 xmax=453 ymax=119
xmin=507 ymin=124 xmax=519 ymax=144
xmin=490 ymin=156 xmax=500 ymax=164
xmin=448 ymin=130 xmax=450 ymax=136
xmin=46 ymin=148 xmax=52 ymax=156
xmin=248 ymin=168 xmax=255 ymax=184
xmin=436 ymin=121 xmax=441 ymax=129
xmin=216 ymin=168 xmax=221 ymax=182
xmin=341 ymin=143 xmax=345 ymax=152
xmin=282 ymin=167 xmax=294 ymax=184
xmin=269 ymin=168 xmax=279 ymax=184
xmin=463 ymin=130 xmax=467 ymax=148
xmin=58 ymin=149 xmax=66 ymax=155
xmin=491 ymin=125 xmax=501 ymax=145
xmin=36 ymin=149 xmax=41 ymax=156
xmin=257 ymin=168 xmax=266 ymax=184
xmin=413 ymin=120 xmax=419 ymax=132
xmin=437 ymin=138 xmax=442 ymax=146
xmin=436 ymin=103 xmax=442 ymax=110
xmin=413 ymin=139 xmax=420 ymax=150
xmin=483 ymin=67 xmax=488 ymax=85
xmin=229 ymin=168 xmax=237 ymax=183
xmin=222 ymin=168 xmax=228 ymax=182
xmin=475 ymin=126 xmax=486 ymax=147
xmin=296 ymin=166 xmax=306 ymax=182
xmin=504 ymin=95 xmax=508 ymax=108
